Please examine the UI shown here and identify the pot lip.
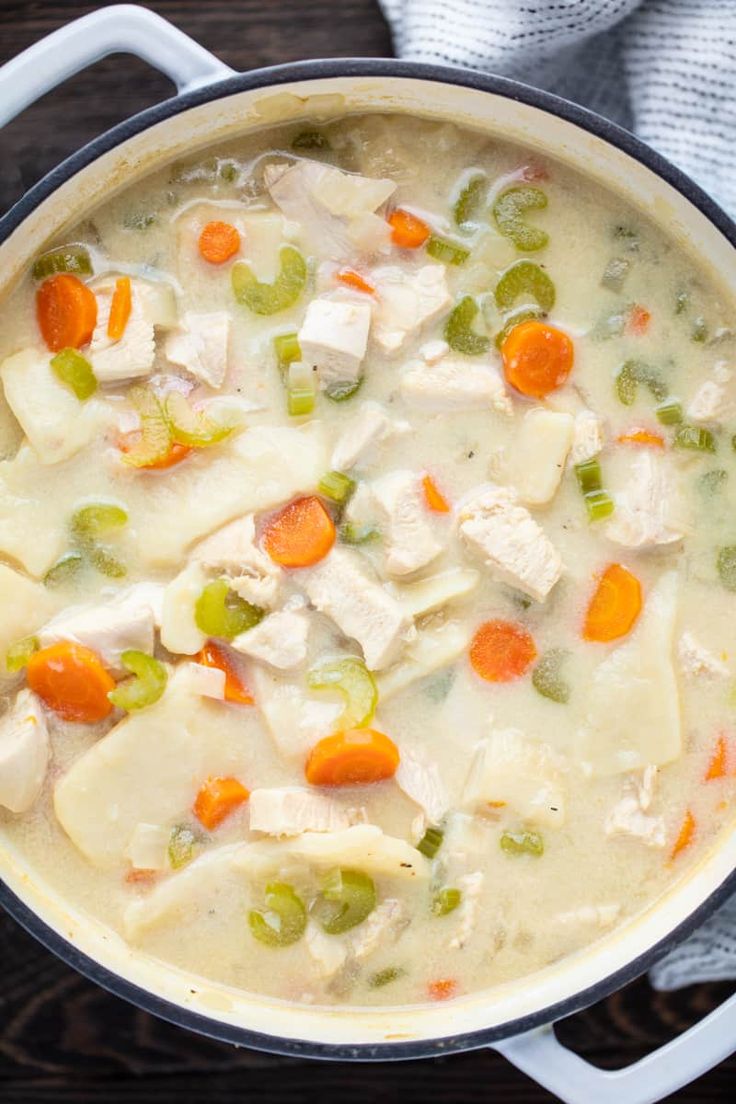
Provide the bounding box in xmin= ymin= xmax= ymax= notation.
xmin=1 ymin=55 xmax=736 ymax=1058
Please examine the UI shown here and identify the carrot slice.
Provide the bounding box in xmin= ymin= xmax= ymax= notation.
xmin=388 ymin=209 xmax=430 ymax=249
xmin=469 ymin=620 xmax=537 ymax=683
xmin=628 ymin=304 xmax=651 ymax=335
xmin=125 ymin=869 xmax=159 ymax=886
xmin=617 ymin=428 xmax=664 ymax=449
xmin=107 ymin=276 xmax=132 ymax=341
xmin=336 ymin=268 xmax=375 ymax=295
xmin=193 ymin=776 xmax=250 ymax=830
xmin=583 ymin=563 xmax=642 ymax=643
xmin=428 ymin=978 xmax=458 ymax=1001
xmin=27 ymin=642 xmax=115 ymax=723
xmin=195 ymin=640 xmax=254 ymax=705
xmin=501 ymin=320 xmax=574 ymax=399
xmin=671 ymin=809 xmax=696 ymax=860
xmin=118 ymin=433 xmax=192 ymax=470
xmin=305 ymin=728 xmax=400 ymax=786
xmin=705 ymin=734 xmax=730 ymax=781
xmin=198 ymin=220 xmax=241 ymax=265
xmin=422 ymin=474 xmax=451 ymax=513
xmin=36 ymin=274 xmax=98 ymax=352
xmin=262 ymin=495 xmax=336 ymax=568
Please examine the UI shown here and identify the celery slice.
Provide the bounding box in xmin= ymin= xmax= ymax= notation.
xmin=291 ymin=130 xmax=330 ymax=150
xmin=425 ymin=235 xmax=470 ymax=266
xmin=339 ymin=522 xmax=380 ymax=545
xmin=674 ymin=425 xmax=717 ymax=453
xmin=500 ymin=830 xmax=544 ymax=857
xmin=71 ymin=503 xmax=128 ymax=543
xmin=601 ymin=257 xmax=630 ymax=292
xmin=5 ymin=635 xmax=39 ymax=673
xmin=494 ymin=307 xmax=543 ymax=349
xmin=656 ymin=399 xmax=683 ymax=425
xmin=88 ymin=547 xmax=127 ymax=578
xmin=287 ymin=388 xmax=315 ymax=416
xmin=431 ymin=887 xmax=462 ymax=916
xmin=43 ymin=551 xmax=84 ymax=588
xmin=249 ymin=882 xmax=307 ymax=946
xmin=307 ymin=656 xmax=377 ymax=729
xmin=615 ymin=359 xmax=667 ymax=406
xmin=32 ymin=244 xmax=92 ymax=280
xmin=232 ymin=245 xmax=306 ymax=315
xmin=444 ymin=296 xmax=490 ymax=356
xmin=195 ymin=578 xmax=264 ymax=640
xmin=493 ymin=185 xmax=549 ymax=252
xmin=312 ymin=869 xmax=376 ymax=935
xmin=274 ymin=332 xmax=302 ymax=378
xmin=168 ymin=825 xmax=199 ymax=870
xmin=318 ymin=470 xmax=356 ymax=505
xmin=417 ymin=826 xmax=443 ymax=859
xmin=495 ymin=260 xmax=555 ymax=313
xmin=453 ymin=172 xmax=487 ymax=229
xmin=585 ymin=490 xmax=615 ymax=521
xmin=717 ymin=546 xmax=736 ymax=591
xmin=531 ymin=649 xmax=570 ymax=704
xmin=369 ymin=966 xmax=406 ymax=988
xmin=109 ymin=650 xmax=167 ymax=711
xmin=165 ymin=391 xmax=234 ymax=448
xmin=325 ymin=377 xmax=363 ymax=402
xmin=574 ymin=459 xmax=603 ymax=495
xmin=123 ymin=387 xmax=172 ymax=468
xmin=50 ymin=348 xmax=97 ymax=401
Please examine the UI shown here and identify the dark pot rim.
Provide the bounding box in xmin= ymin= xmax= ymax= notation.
xmin=1 ymin=56 xmax=735 ymax=1062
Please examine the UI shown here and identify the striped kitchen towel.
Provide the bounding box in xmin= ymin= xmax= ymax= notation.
xmin=379 ymin=0 xmax=736 ymax=989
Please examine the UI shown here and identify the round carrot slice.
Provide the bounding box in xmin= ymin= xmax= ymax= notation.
xmin=501 ymin=319 xmax=573 ymax=399
xmin=27 ymin=642 xmax=115 ymax=723
xmin=36 ymin=274 xmax=98 ymax=352
xmin=469 ymin=620 xmax=537 ymax=683
xmin=388 ymin=209 xmax=430 ymax=249
xmin=262 ymin=495 xmax=336 ymax=568
xmin=583 ymin=563 xmax=642 ymax=643
xmin=198 ymin=220 xmax=241 ymax=265
xmin=305 ymin=728 xmax=400 ymax=786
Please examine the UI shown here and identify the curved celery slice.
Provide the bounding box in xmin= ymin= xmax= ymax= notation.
xmin=674 ymin=424 xmax=717 ymax=453
xmin=417 ymin=826 xmax=443 ymax=859
xmin=44 ymin=551 xmax=84 ymax=588
xmin=124 ymin=387 xmax=172 ymax=468
xmin=165 ymin=392 xmax=234 ymax=448
xmin=326 ymin=377 xmax=363 ymax=402
xmin=500 ymin=830 xmax=544 ymax=857
xmin=495 ymin=260 xmax=555 ymax=313
xmin=71 ymin=503 xmax=128 ymax=543
xmin=369 ymin=966 xmax=406 ymax=988
xmin=318 ymin=471 xmax=355 ymax=505
xmin=89 ymin=547 xmax=127 ymax=578
xmin=313 ymin=868 xmax=376 ymax=935
xmin=453 ymin=173 xmax=487 ymax=228
xmin=444 ymin=296 xmax=490 ymax=356
xmin=431 ymin=887 xmax=462 ymax=916
xmin=717 ymin=546 xmax=736 ymax=591
xmin=292 ymin=130 xmax=331 ymax=150
xmin=531 ymin=649 xmax=570 ymax=704
xmin=195 ymin=578 xmax=264 ymax=640
xmin=32 ymin=244 xmax=93 ymax=281
xmin=615 ymin=359 xmax=667 ymax=405
xmin=109 ymin=650 xmax=167 ymax=711
xmin=339 ymin=522 xmax=380 ymax=545
xmin=6 ymin=635 xmax=39 ymax=673
xmin=493 ymin=186 xmax=549 ymax=252
xmin=168 ymin=825 xmax=199 ymax=870
xmin=249 ymin=882 xmax=307 ymax=946
xmin=50 ymin=348 xmax=97 ymax=401
xmin=494 ymin=307 xmax=543 ymax=349
xmin=425 ymin=236 xmax=470 ymax=266
xmin=232 ymin=246 xmax=306 ymax=316
xmin=307 ymin=656 xmax=377 ymax=729
xmin=656 ymin=400 xmax=683 ymax=425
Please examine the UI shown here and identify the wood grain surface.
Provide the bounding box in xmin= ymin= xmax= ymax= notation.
xmin=1 ymin=2 xmax=735 ymax=1101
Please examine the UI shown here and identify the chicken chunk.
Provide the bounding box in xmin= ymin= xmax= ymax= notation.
xmin=605 ymin=792 xmax=666 ymax=848
xmin=570 ymin=409 xmax=605 ymax=465
xmin=606 ymin=450 xmax=687 ymax=550
xmin=370 ymin=265 xmax=451 ymax=354
xmin=191 ymin=513 xmax=281 ymax=608
xmin=687 ymin=362 xmax=735 ymax=424
xmin=554 ymin=904 xmax=621 ymax=929
xmin=449 ymin=871 xmax=484 ymax=950
xmin=249 ymin=787 xmax=361 ymax=836
xmin=306 ymin=921 xmax=348 ymax=978
xmin=297 ymin=298 xmax=372 ymax=390
xmin=165 ymin=311 xmax=231 ymax=389
xmin=463 ymin=728 xmax=567 ymax=828
xmin=506 ymin=409 xmax=574 ymax=506
xmin=350 ymin=898 xmax=405 ymax=960
xmin=369 ymin=469 xmax=443 ymax=577
xmin=299 ymin=548 xmax=414 ymax=669
xmin=678 ymin=631 xmax=729 ymax=679
xmin=395 ymin=749 xmax=450 ymax=823
xmin=90 ymin=279 xmax=160 ymax=383
xmin=376 ymin=621 xmax=472 ymax=699
xmin=458 ymin=485 xmax=563 ymax=602
xmin=330 ymin=401 xmax=409 ymax=471
xmin=0 ymin=690 xmax=49 ymax=814
xmin=160 ymin=562 xmax=208 ymax=656
xmin=38 ymin=584 xmax=163 ymax=672
xmin=231 ymin=609 xmax=309 ymax=670
xmin=178 ymin=661 xmax=226 ymax=700
xmin=401 ymin=351 xmax=512 ymax=415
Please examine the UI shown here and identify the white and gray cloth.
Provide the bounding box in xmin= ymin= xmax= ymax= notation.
xmin=378 ymin=0 xmax=736 ymax=988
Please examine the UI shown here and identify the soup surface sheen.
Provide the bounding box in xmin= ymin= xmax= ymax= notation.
xmin=1 ymin=114 xmax=735 ymax=1009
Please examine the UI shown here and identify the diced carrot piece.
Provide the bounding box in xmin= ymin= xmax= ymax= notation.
xmin=198 ymin=220 xmax=241 ymax=265
xmin=428 ymin=978 xmax=458 ymax=1001
xmin=469 ymin=620 xmax=537 ymax=683
xmin=628 ymin=305 xmax=651 ymax=335
xmin=705 ymin=734 xmax=730 ymax=781
xmin=583 ymin=563 xmax=642 ymax=643
xmin=305 ymin=729 xmax=400 ymax=786
xmin=27 ymin=642 xmax=115 ymax=723
xmin=422 ymin=474 xmax=451 ymax=513
xmin=195 ymin=640 xmax=254 ymax=705
xmin=501 ymin=320 xmax=574 ymax=399
xmin=617 ymin=428 xmax=665 ymax=449
xmin=671 ymin=809 xmax=696 ymax=859
xmin=193 ymin=776 xmax=250 ymax=831
xmin=522 ymin=163 xmax=549 ymax=182
xmin=388 ymin=208 xmax=430 ymax=249
xmin=125 ymin=869 xmax=159 ymax=886
xmin=262 ymin=495 xmax=336 ymax=568
xmin=107 ymin=276 xmax=132 ymax=341
xmin=336 ymin=268 xmax=375 ymax=295
xmin=118 ymin=433 xmax=192 ymax=470
xmin=36 ymin=273 xmax=98 ymax=352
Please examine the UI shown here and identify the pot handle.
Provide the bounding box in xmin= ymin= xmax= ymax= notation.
xmin=0 ymin=3 xmax=235 ymax=128
xmin=493 ymin=989 xmax=736 ymax=1104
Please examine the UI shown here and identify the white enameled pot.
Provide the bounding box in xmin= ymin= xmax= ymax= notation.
xmin=1 ymin=8 xmax=735 ymax=1102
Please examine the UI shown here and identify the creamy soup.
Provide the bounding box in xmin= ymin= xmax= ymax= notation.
xmin=1 ymin=114 xmax=735 ymax=1009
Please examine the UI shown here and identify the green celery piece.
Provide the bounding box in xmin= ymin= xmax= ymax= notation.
xmin=691 ymin=317 xmax=708 ymax=343
xmin=43 ymin=551 xmax=85 ymax=588
xmin=698 ymin=469 xmax=728 ymax=495
xmin=292 ymin=130 xmax=331 ymax=150
xmin=612 ymin=224 xmax=640 ymax=251
xmin=50 ymin=348 xmax=97 ymax=401
xmin=585 ymin=490 xmax=615 ymax=521
xmin=500 ymin=830 xmax=544 ymax=857
xmin=339 ymin=522 xmax=381 ymax=545
xmin=368 ymin=966 xmax=406 ymax=988
xmin=425 ymin=235 xmax=470 ymax=266
xmin=492 ymin=185 xmax=549 ymax=252
xmin=615 ymin=359 xmax=667 ymax=406
xmin=674 ymin=425 xmax=717 ymax=453
xmin=495 ymin=260 xmax=556 ymax=313
xmin=444 ymin=296 xmax=490 ymax=356
xmin=601 ymin=257 xmax=630 ymax=292
xmin=5 ymin=635 xmax=39 ymax=673
xmin=168 ymin=825 xmax=198 ymax=870
xmin=531 ymin=649 xmax=570 ymax=704
xmin=164 ymin=391 xmax=234 ymax=448
xmin=424 ymin=667 xmax=455 ymax=703
xmin=318 ymin=470 xmax=356 ymax=505
xmin=249 ymin=883 xmax=307 ymax=946
xmin=287 ymin=388 xmax=315 ymax=416
xmin=124 ymin=386 xmax=172 ymax=468
xmin=312 ymin=869 xmax=376 ymax=935
xmin=108 ymin=650 xmax=168 ymax=712
xmin=195 ymin=578 xmax=264 ymax=640
xmin=656 ymin=400 xmax=683 ymax=425
xmin=71 ymin=502 xmax=128 ymax=544
xmin=274 ymin=332 xmax=302 ymax=377
xmin=453 ymin=172 xmax=487 ymax=228
xmin=232 ymin=245 xmax=306 ymax=315
xmin=307 ymin=656 xmax=377 ymax=729
xmin=325 ymin=377 xmax=363 ymax=402
xmin=32 ymin=244 xmax=93 ymax=280
xmin=431 ymin=887 xmax=462 ymax=917
xmin=574 ymin=458 xmax=603 ymax=495
xmin=495 ymin=307 xmax=543 ymax=349
xmin=717 ymin=546 xmax=736 ymax=591
xmin=89 ymin=547 xmax=127 ymax=578
xmin=590 ymin=309 xmax=627 ymax=342
xmin=416 ymin=826 xmax=443 ymax=859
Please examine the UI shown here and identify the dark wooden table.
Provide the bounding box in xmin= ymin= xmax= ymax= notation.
xmin=1 ymin=2 xmax=735 ymax=1100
